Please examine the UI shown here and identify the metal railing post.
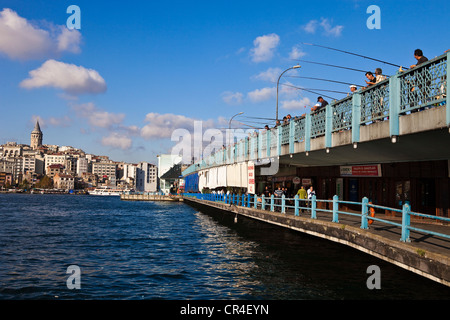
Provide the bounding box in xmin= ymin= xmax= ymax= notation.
xmin=401 ymin=203 xmax=411 ymax=242
xmin=270 ymin=194 xmax=275 ymax=212
xmin=332 ymin=195 xmax=339 ymax=223
xmin=294 ymin=195 xmax=299 ymax=216
xmin=361 ymin=197 xmax=369 ymax=229
xmin=325 ymin=104 xmax=333 ymax=150
xmin=262 ymin=194 xmax=266 ymax=211
xmin=281 ymin=194 xmax=286 ymax=214
xmin=311 ymin=195 xmax=317 ymax=219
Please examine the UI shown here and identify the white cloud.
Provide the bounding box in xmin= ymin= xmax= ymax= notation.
xmin=20 ymin=59 xmax=107 ymax=95
xmin=0 ymin=8 xmax=81 ymax=60
xmin=56 ymin=26 xmax=82 ymax=54
xmin=289 ymin=45 xmax=307 ymax=60
xmin=31 ymin=115 xmax=72 ymax=128
xmin=303 ymin=20 xmax=319 ymax=34
xmin=250 ymin=33 xmax=280 ymax=63
xmin=320 ymin=18 xmax=344 ymax=37
xmin=252 ymin=67 xmax=282 ymax=82
xmin=302 ymin=18 xmax=344 ymax=37
xmin=221 ymin=91 xmax=244 ymax=105
xmin=247 ymin=87 xmax=276 ymax=103
xmin=101 ymin=132 xmax=133 ymax=150
xmin=281 ymin=97 xmax=312 ymax=110
xmin=72 ymin=102 xmax=124 ymax=129
xmin=140 ymin=113 xmax=216 ymax=140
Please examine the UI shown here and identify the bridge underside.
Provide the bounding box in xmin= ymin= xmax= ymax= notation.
xmin=281 ymin=127 xmax=450 ymax=167
xmin=279 ymin=106 xmax=450 ymax=167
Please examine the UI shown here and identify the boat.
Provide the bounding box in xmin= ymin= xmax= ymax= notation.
xmin=88 ymin=186 xmax=123 ymax=196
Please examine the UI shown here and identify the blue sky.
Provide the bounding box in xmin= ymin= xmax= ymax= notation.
xmin=1 ymin=0 xmax=449 ymax=164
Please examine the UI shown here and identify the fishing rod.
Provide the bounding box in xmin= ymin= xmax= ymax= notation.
xmin=302 ymin=42 xmax=408 ymax=69
xmin=285 ymin=75 xmax=359 ymax=87
xmin=293 ymin=59 xmax=368 ymax=73
xmin=283 ymin=83 xmax=348 ymax=95
xmin=280 ymin=83 xmax=337 ymax=100
xmin=281 ymin=83 xmax=347 ymax=95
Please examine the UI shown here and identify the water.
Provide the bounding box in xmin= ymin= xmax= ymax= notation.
xmin=1 ymin=194 xmax=449 ymax=300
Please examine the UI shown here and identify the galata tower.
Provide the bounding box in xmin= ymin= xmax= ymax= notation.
xmin=30 ymin=120 xmax=43 ymax=150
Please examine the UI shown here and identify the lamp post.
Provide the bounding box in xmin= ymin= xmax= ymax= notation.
xmin=276 ymin=65 xmax=301 ymax=121
xmin=228 ymin=112 xmax=244 ymax=145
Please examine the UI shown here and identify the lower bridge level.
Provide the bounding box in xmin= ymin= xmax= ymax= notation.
xmin=182 ymin=195 xmax=450 ymax=288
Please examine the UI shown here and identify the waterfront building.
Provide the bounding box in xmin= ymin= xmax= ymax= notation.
xmin=53 ymin=173 xmax=75 ymax=190
xmin=157 ymin=154 xmax=182 ymax=194
xmin=92 ymin=161 xmax=117 ymax=185
xmin=76 ymin=157 xmax=89 ymax=177
xmin=135 ymin=162 xmax=158 ymax=192
xmin=46 ymin=164 xmax=64 ymax=178
xmin=0 ymin=172 xmax=13 ymax=188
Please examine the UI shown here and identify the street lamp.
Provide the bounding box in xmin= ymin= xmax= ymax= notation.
xmin=276 ymin=65 xmax=301 ymax=121
xmin=228 ymin=112 xmax=244 ymax=145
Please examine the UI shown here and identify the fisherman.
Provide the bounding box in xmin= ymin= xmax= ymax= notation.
xmin=317 ymin=96 xmax=328 ymax=108
xmin=410 ymin=49 xmax=428 ymax=68
xmin=375 ymin=68 xmax=386 ymax=83
xmin=364 ymin=71 xmax=376 ymax=88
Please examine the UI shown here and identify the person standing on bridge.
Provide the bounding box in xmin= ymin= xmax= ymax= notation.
xmin=307 ymin=186 xmax=315 ymax=209
xmin=297 ymin=186 xmax=307 ymax=213
xmin=409 ymin=49 xmax=430 ymax=112
xmin=410 ymin=49 xmax=428 ymax=68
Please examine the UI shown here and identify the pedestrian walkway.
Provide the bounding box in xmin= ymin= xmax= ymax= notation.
xmin=183 ymin=196 xmax=450 ymax=287
xmin=287 ymin=207 xmax=450 ymax=258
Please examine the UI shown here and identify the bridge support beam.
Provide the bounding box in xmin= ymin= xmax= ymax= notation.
xmin=352 ymin=92 xmax=361 ymax=146
xmin=389 ymin=72 xmax=401 ymax=140
xmin=447 ymin=52 xmax=450 ymax=129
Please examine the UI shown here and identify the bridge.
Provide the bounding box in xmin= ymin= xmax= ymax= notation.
xmin=181 ymin=52 xmax=450 ymax=216
xmin=176 ymin=52 xmax=450 ymax=287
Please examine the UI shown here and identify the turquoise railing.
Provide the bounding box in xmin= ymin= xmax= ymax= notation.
xmin=182 ymin=52 xmax=449 ymax=176
xmin=182 ymin=192 xmax=450 ymax=243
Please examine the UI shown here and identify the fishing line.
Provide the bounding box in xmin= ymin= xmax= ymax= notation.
xmin=302 ymin=42 xmax=408 ymax=69
xmin=284 ymin=75 xmax=359 ymax=87
xmin=293 ymin=59 xmax=368 ymax=73
xmin=282 ymin=83 xmax=349 ymax=95
xmin=280 ymin=83 xmax=337 ymax=100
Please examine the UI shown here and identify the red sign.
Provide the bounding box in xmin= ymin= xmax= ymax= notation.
xmin=340 ymin=165 xmax=381 ymax=177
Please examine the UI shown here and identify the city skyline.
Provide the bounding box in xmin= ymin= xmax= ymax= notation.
xmin=1 ymin=0 xmax=449 ymax=165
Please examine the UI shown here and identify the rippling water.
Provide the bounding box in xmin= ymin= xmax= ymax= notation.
xmin=1 ymin=194 xmax=449 ymax=300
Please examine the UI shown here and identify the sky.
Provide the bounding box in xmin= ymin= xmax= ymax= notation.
xmin=1 ymin=0 xmax=449 ymax=165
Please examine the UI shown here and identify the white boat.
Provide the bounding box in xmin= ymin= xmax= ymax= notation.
xmin=88 ymin=186 xmax=122 ymax=196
